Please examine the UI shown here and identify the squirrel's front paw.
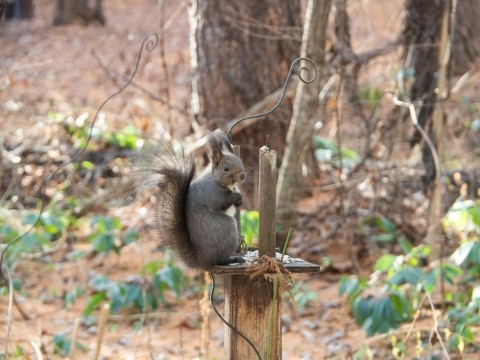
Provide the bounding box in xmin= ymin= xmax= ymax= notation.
xmin=233 ymin=192 xmax=243 ymax=207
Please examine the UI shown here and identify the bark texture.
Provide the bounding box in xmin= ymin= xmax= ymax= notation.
xmin=189 ymin=0 xmax=301 ymax=204
xmin=276 ymin=0 xmax=332 ymax=248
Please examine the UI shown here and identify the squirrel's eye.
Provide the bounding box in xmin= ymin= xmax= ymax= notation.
xmin=224 ymin=165 xmax=230 ymax=172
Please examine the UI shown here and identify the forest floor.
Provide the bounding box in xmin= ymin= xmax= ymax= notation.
xmin=0 ymin=0 xmax=476 ymax=359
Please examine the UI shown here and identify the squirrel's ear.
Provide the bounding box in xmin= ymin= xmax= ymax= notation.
xmin=215 ymin=131 xmax=234 ymax=153
xmin=208 ymin=133 xmax=223 ymax=168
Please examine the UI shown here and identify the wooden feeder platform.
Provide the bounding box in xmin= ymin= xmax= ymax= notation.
xmin=212 ymin=257 xmax=320 ymax=275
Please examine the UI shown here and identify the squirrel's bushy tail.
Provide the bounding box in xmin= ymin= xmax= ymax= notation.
xmin=133 ymin=143 xmax=197 ymax=267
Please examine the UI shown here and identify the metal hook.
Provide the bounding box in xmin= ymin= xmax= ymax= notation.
xmin=226 ymin=57 xmax=317 ymax=140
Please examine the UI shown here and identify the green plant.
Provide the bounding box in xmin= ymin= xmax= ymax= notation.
xmin=446 ymin=287 xmax=480 ymax=353
xmin=357 ymin=216 xmax=414 ymax=254
xmin=313 ymin=136 xmax=361 ymax=168
xmin=356 ymin=84 xmax=383 ymax=109
xmin=103 ymin=124 xmax=141 ymax=149
xmin=339 ymin=275 xmax=412 ymax=336
xmin=288 ymin=282 xmax=318 ymax=311
xmin=12 ymin=345 xmax=25 ymax=358
xmin=52 ymin=333 xmax=87 ymax=356
xmin=0 ymin=209 xmax=72 ymax=264
xmin=84 ymin=257 xmax=189 ymax=317
xmin=53 ymin=112 xmax=142 ymax=151
xmin=240 ymin=210 xmax=259 ymax=246
xmin=64 ymin=286 xmax=86 ymax=308
xmin=341 ymin=201 xmax=480 ymax=355
xmin=87 ymin=215 xmax=138 ymax=255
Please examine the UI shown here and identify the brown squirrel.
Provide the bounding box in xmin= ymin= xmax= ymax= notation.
xmin=134 ymin=132 xmax=246 ymax=270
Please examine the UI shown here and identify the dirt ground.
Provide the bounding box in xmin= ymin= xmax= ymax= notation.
xmin=0 ymin=0 xmax=467 ymax=359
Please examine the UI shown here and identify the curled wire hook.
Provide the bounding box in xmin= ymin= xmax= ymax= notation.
xmin=0 ymin=32 xmax=159 ymax=279
xmin=226 ymin=57 xmax=317 ymax=140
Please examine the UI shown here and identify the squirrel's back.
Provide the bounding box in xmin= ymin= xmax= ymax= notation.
xmin=134 ymin=143 xmax=199 ymax=267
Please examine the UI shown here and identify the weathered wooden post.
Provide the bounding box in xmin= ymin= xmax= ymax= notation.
xmin=213 ymin=145 xmax=319 ymax=359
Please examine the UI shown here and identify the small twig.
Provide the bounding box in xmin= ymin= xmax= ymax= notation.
xmin=157 ymin=0 xmax=173 ymax=135
xmin=30 ymin=341 xmax=44 ymax=360
xmin=391 ymin=94 xmax=441 ymax=186
xmin=333 ymin=70 xmax=345 ymax=201
xmin=4 ymin=265 xmax=14 ymax=359
xmin=426 ymin=293 xmax=451 ymax=360
xmin=12 ymin=293 xmax=29 ymax=321
xmin=402 ymin=294 xmax=427 ymax=345
xmin=68 ymin=317 xmax=81 ymax=360
xmin=280 ymin=228 xmax=292 ymax=263
xmin=93 ymin=303 xmax=110 ymax=360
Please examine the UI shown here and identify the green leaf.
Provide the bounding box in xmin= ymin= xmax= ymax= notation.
xmin=123 ymin=229 xmax=139 ymax=245
xmin=421 ymin=270 xmax=437 ymax=293
xmin=89 ymin=275 xmax=111 ymax=291
xmin=144 ymin=290 xmax=158 ymax=310
xmin=81 ymin=160 xmax=94 ymax=169
xmin=390 ymin=266 xmax=424 ymax=286
xmin=22 ymin=213 xmax=39 ymax=225
xmin=370 ymin=233 xmax=395 ymax=243
xmin=83 ymin=292 xmax=107 ymax=317
xmin=374 ymin=255 xmax=397 ymax=272
xmin=398 ymin=236 xmax=413 ymax=254
xmin=441 ymin=263 xmax=463 ymax=284
xmin=91 ymin=233 xmax=118 ymax=254
xmin=141 ymin=260 xmax=162 ymax=276
xmin=106 ymin=283 xmax=123 ymax=313
xmin=313 ymin=136 xmax=338 ymax=152
xmin=156 ymin=267 xmax=186 ymax=296
xmin=389 ymin=292 xmax=411 ymax=321
xmin=12 ymin=278 xmax=22 ymax=291
xmin=352 ymin=296 xmax=373 ymax=327
xmin=240 ymin=210 xmax=259 ymax=246
xmin=64 ymin=286 xmax=85 ymax=307
xmin=124 ymin=284 xmax=142 ymax=308
xmin=66 ymin=249 xmax=86 ymax=261
xmin=339 ymin=276 xmax=360 ymax=296
xmin=448 ymin=333 xmax=460 ymax=352
xmin=53 ymin=334 xmax=71 ymax=355
xmin=451 ymin=241 xmax=476 ymax=266
xmin=470 ymin=205 xmax=480 ymax=228
xmin=374 ymin=216 xmax=396 ymax=234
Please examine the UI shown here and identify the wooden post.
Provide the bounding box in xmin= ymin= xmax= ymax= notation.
xmin=213 ymin=145 xmax=319 ymax=359
xmin=258 ymin=146 xmax=277 ymax=257
xmin=223 ymin=146 xmax=280 ymax=359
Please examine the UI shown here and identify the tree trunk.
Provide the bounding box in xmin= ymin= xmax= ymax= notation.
xmin=5 ymin=0 xmax=33 ymax=20
xmin=403 ymin=0 xmax=480 ymax=187
xmin=451 ymin=1 xmax=480 ymax=74
xmin=276 ymin=0 xmax=332 ymax=248
xmin=53 ymin=0 xmax=105 ymax=26
xmin=189 ymin=0 xmax=301 ymax=205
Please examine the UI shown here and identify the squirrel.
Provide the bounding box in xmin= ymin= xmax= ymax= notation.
xmin=134 ymin=132 xmax=246 ymax=270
